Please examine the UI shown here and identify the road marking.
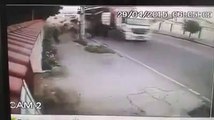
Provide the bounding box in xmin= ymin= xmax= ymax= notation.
xmin=188 ymin=89 xmax=200 ymax=96
xmin=92 ymin=39 xmax=211 ymax=103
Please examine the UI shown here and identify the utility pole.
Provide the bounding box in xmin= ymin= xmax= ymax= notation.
xmin=79 ymin=6 xmax=85 ymax=40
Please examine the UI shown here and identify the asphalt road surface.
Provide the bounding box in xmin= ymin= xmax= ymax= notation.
xmin=45 ymin=33 xmax=210 ymax=116
xmin=93 ymin=33 xmax=214 ymax=100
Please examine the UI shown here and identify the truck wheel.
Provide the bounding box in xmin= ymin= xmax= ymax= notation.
xmin=102 ymin=26 xmax=109 ymax=37
xmin=118 ymin=32 xmax=126 ymax=41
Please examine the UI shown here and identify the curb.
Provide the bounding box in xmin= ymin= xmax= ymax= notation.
xmin=153 ymin=31 xmax=214 ymax=48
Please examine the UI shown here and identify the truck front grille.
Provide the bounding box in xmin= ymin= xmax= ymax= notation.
xmin=132 ymin=28 xmax=149 ymax=34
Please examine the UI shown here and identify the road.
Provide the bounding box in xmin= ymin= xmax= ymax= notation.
xmin=35 ymin=33 xmax=212 ymax=116
xmin=93 ymin=33 xmax=214 ymax=100
xmin=40 ymin=33 xmax=208 ymax=116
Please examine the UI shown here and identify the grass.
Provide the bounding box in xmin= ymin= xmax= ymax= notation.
xmin=84 ymin=44 xmax=115 ymax=54
xmin=11 ymin=116 xmax=16 ymax=120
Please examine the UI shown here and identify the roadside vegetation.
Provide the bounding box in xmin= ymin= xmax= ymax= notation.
xmin=42 ymin=38 xmax=59 ymax=70
xmin=42 ymin=25 xmax=60 ymax=70
xmin=73 ymin=39 xmax=88 ymax=46
xmin=84 ymin=44 xmax=115 ymax=54
xmin=183 ymin=20 xmax=201 ymax=38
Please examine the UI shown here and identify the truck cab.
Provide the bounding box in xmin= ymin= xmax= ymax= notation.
xmin=119 ymin=18 xmax=152 ymax=41
xmin=101 ymin=11 xmax=153 ymax=41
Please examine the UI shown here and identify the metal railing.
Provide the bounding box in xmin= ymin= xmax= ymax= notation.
xmin=20 ymin=80 xmax=42 ymax=115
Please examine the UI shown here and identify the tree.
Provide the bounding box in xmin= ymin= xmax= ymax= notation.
xmin=7 ymin=6 xmax=62 ymax=25
xmin=32 ymin=6 xmax=62 ymax=19
xmin=183 ymin=20 xmax=201 ymax=38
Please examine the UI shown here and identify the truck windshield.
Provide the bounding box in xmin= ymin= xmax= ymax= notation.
xmin=125 ymin=18 xmax=151 ymax=26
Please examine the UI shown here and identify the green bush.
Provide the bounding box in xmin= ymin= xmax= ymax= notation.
xmin=43 ymin=25 xmax=55 ymax=40
xmin=73 ymin=40 xmax=88 ymax=46
xmin=44 ymin=25 xmax=61 ymax=43
xmin=85 ymin=44 xmax=115 ymax=54
xmin=42 ymin=38 xmax=59 ymax=70
xmin=183 ymin=20 xmax=201 ymax=38
xmin=42 ymin=24 xmax=61 ymax=70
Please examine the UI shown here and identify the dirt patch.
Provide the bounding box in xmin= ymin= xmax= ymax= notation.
xmin=34 ymin=85 xmax=81 ymax=114
xmin=33 ymin=66 xmax=81 ymax=115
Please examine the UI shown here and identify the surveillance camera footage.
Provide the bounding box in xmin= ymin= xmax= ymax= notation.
xmin=6 ymin=5 xmax=214 ymax=118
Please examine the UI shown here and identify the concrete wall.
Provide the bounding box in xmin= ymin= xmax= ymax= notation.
xmin=151 ymin=21 xmax=214 ymax=44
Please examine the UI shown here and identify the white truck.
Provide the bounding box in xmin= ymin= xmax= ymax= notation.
xmin=101 ymin=7 xmax=153 ymax=41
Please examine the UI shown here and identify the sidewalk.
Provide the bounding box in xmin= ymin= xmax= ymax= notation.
xmin=35 ymin=33 xmax=210 ymax=117
xmin=153 ymin=30 xmax=214 ymax=48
